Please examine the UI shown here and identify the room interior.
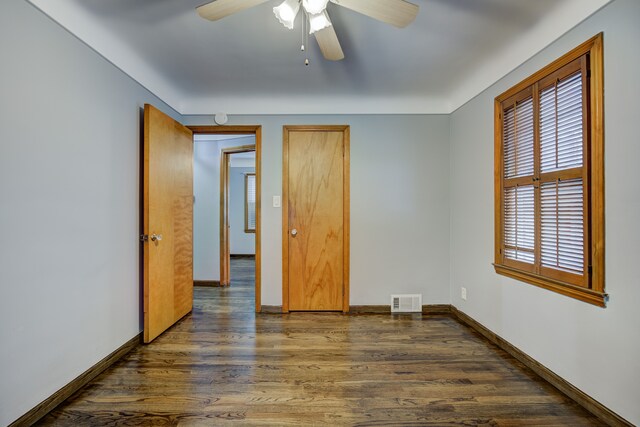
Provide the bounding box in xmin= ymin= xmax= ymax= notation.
xmin=0 ymin=0 xmax=638 ymax=425
xmin=193 ymin=134 xmax=257 ymax=284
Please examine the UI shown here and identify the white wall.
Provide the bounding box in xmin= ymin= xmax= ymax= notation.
xmin=229 ymin=166 xmax=256 ymax=255
xmin=0 ymin=0 xmax=182 ymax=425
xmin=193 ymin=136 xmax=255 ymax=281
xmin=449 ymin=0 xmax=640 ymax=423
xmin=184 ymin=115 xmax=452 ymax=306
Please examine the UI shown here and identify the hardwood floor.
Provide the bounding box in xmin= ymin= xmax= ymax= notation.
xmin=37 ymin=258 xmax=603 ymax=426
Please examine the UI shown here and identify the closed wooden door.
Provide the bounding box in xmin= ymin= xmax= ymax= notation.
xmin=283 ymin=126 xmax=350 ymax=312
xmin=143 ymin=104 xmax=193 ymax=343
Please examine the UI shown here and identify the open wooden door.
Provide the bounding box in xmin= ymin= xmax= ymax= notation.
xmin=143 ymin=104 xmax=193 ymax=343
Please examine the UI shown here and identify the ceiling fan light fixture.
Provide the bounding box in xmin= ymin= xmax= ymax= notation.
xmin=308 ymin=10 xmax=332 ymax=34
xmin=273 ymin=0 xmax=301 ymax=30
xmin=302 ymin=0 xmax=329 ymax=15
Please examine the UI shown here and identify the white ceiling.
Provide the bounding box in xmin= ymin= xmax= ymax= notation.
xmin=29 ymin=0 xmax=611 ymax=115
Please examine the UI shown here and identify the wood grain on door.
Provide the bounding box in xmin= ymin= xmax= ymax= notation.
xmin=283 ymin=126 xmax=350 ymax=312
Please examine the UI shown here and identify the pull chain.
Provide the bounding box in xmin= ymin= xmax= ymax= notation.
xmin=300 ymin=6 xmax=305 ymax=53
xmin=305 ymin=14 xmax=310 ymax=66
xmin=301 ymin=8 xmax=309 ymax=66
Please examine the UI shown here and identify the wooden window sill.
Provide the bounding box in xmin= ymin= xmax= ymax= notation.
xmin=493 ymin=264 xmax=607 ymax=307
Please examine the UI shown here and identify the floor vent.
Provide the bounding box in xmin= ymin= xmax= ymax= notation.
xmin=390 ymin=294 xmax=422 ymax=313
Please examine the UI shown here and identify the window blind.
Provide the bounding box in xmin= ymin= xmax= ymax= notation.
xmin=246 ymin=174 xmax=256 ymax=231
xmin=493 ymin=33 xmax=605 ymax=305
xmin=539 ymin=70 xmax=585 ymax=276
xmin=540 ymin=72 xmax=584 ymax=172
xmin=541 ymin=178 xmax=584 ymax=274
xmin=500 ymin=62 xmax=586 ymax=280
xmin=504 ymin=185 xmax=535 ymax=263
xmin=504 ymin=97 xmax=534 ymax=179
xmin=502 ymin=95 xmax=535 ymax=265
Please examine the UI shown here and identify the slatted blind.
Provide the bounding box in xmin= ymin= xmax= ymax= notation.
xmin=539 ymin=70 xmax=585 ymax=276
xmin=540 ymin=72 xmax=584 ymax=172
xmin=503 ymin=95 xmax=535 ymax=265
xmin=246 ymin=174 xmax=256 ymax=231
xmin=499 ymin=58 xmax=588 ymax=285
xmin=494 ymin=34 xmax=604 ymax=304
xmin=504 ymin=98 xmax=534 ymax=178
xmin=541 ymin=179 xmax=584 ymax=274
xmin=504 ymin=185 xmax=535 ymax=263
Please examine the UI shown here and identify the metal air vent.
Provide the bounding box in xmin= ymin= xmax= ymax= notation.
xmin=391 ymin=294 xmax=422 ymax=313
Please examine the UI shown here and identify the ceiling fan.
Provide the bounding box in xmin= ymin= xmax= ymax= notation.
xmin=196 ymin=0 xmax=419 ymax=61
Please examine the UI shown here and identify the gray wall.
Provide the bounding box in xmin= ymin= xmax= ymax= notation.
xmin=193 ymin=139 xmax=220 ymax=281
xmin=229 ymin=166 xmax=256 ymax=255
xmin=449 ymin=0 xmax=640 ymax=423
xmin=184 ymin=115 xmax=452 ymax=307
xmin=0 ymin=1 xmax=181 ymax=425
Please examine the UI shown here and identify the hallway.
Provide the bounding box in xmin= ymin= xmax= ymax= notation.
xmin=37 ymin=259 xmax=602 ymax=426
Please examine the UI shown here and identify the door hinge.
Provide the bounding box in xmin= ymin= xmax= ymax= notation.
xmin=140 ymin=234 xmax=149 ymax=242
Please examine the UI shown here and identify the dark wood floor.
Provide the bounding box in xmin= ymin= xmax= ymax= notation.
xmin=38 ymin=258 xmax=603 ymax=426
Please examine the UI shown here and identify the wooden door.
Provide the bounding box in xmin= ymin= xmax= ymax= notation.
xmin=283 ymin=126 xmax=350 ymax=312
xmin=143 ymin=104 xmax=193 ymax=343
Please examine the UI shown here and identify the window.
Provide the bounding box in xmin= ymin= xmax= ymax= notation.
xmin=245 ymin=173 xmax=256 ymax=233
xmin=494 ymin=34 xmax=605 ymax=306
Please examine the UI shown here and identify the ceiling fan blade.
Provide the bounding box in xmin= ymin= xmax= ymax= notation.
xmin=330 ymin=0 xmax=419 ymax=28
xmin=196 ymin=0 xmax=269 ymax=21
xmin=314 ymin=26 xmax=345 ymax=61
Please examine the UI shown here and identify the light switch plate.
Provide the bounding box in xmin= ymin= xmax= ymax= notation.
xmin=273 ymin=196 xmax=281 ymax=208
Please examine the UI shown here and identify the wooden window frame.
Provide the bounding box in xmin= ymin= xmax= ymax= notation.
xmin=494 ymin=33 xmax=606 ymax=307
xmin=244 ymin=172 xmax=256 ymax=234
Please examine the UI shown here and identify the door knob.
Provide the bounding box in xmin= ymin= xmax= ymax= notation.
xmin=151 ymin=234 xmax=163 ymax=242
xmin=290 ymin=229 xmax=298 ymax=237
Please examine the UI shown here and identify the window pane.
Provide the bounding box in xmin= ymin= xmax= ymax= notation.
xmin=504 ymin=185 xmax=535 ymax=264
xmin=540 ymin=72 xmax=583 ymax=172
xmin=504 ymin=97 xmax=534 ymax=178
xmin=541 ymin=178 xmax=584 ymax=274
xmin=245 ymin=174 xmax=256 ymax=231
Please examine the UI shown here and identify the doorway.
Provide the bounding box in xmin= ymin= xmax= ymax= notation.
xmin=190 ymin=126 xmax=262 ymax=312
xmin=220 ymin=145 xmax=256 ymax=287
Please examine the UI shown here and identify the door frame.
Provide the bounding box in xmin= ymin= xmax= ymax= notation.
xmin=282 ymin=125 xmax=350 ymax=313
xmin=220 ymin=144 xmax=256 ymax=287
xmin=189 ymin=125 xmax=262 ymax=313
